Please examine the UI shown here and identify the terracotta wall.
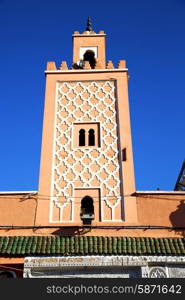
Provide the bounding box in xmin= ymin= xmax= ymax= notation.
xmin=0 ymin=194 xmax=37 ymax=226
xmin=0 ymin=193 xmax=185 ymax=238
xmin=137 ymin=193 xmax=185 ymax=227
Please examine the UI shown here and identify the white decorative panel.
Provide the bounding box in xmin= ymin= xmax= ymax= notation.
xmin=79 ymin=46 xmax=98 ymax=59
xmin=50 ymin=80 xmax=123 ymax=222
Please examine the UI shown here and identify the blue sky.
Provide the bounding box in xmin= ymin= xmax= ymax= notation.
xmin=0 ymin=0 xmax=184 ymax=191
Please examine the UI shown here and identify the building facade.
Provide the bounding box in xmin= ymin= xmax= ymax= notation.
xmin=0 ymin=20 xmax=185 ymax=278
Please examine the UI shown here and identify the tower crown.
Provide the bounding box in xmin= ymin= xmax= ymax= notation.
xmin=47 ymin=19 xmax=126 ymax=71
xmin=72 ymin=18 xmax=106 ymax=69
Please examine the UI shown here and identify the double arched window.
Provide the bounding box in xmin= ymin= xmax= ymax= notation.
xmin=79 ymin=128 xmax=95 ymax=147
xmin=79 ymin=129 xmax=85 ymax=146
xmin=74 ymin=123 xmax=99 ymax=148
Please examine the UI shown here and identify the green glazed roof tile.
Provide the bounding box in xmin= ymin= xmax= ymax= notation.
xmin=0 ymin=236 xmax=185 ymax=256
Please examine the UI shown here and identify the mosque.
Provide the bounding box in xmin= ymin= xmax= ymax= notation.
xmin=0 ymin=18 xmax=185 ymax=278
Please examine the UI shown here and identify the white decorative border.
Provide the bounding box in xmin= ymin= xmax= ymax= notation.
xmin=24 ymin=255 xmax=185 ymax=278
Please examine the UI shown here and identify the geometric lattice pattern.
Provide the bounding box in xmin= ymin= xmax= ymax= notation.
xmin=50 ymin=80 xmax=123 ymax=222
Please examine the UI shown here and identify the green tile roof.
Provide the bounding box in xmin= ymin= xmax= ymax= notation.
xmin=0 ymin=236 xmax=185 ymax=256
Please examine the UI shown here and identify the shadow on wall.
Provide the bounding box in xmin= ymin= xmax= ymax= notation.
xmin=52 ymin=227 xmax=91 ymax=236
xmin=169 ymin=200 xmax=185 ymax=237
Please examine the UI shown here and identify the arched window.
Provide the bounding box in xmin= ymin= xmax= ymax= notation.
xmin=80 ymin=196 xmax=94 ymax=224
xmin=0 ymin=271 xmax=15 ymax=278
xmin=83 ymin=50 xmax=96 ymax=69
xmin=79 ymin=129 xmax=85 ymax=146
xmin=88 ymin=129 xmax=95 ymax=146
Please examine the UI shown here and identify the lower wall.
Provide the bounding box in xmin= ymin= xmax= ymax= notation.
xmin=0 ymin=192 xmax=184 ymax=238
xmin=0 ymin=228 xmax=184 ymax=238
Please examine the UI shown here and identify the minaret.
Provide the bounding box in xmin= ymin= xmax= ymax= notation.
xmin=36 ymin=19 xmax=137 ymax=226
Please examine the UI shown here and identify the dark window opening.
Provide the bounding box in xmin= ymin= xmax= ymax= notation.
xmin=122 ymin=148 xmax=127 ymax=161
xmin=79 ymin=129 xmax=85 ymax=146
xmin=88 ymin=129 xmax=95 ymax=146
xmin=80 ymin=196 xmax=94 ymax=225
xmin=0 ymin=271 xmax=14 ymax=278
xmin=83 ymin=50 xmax=96 ymax=69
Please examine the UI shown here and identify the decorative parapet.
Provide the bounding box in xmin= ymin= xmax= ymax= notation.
xmin=82 ymin=30 xmax=96 ymax=35
xmin=117 ymin=60 xmax=126 ymax=69
xmin=83 ymin=61 xmax=91 ymax=69
xmin=46 ymin=61 xmax=57 ymax=70
xmin=106 ymin=60 xmax=114 ymax=69
xmin=99 ymin=30 xmax=105 ymax=34
xmin=95 ymin=60 xmax=103 ymax=69
xmin=73 ymin=31 xmax=106 ymax=36
xmin=46 ymin=60 xmax=127 ymax=71
xmin=59 ymin=61 xmax=68 ymax=70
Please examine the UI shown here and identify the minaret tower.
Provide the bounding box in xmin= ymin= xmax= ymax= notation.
xmin=36 ymin=18 xmax=137 ymax=226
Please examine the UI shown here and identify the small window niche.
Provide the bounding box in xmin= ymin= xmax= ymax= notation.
xmin=88 ymin=129 xmax=95 ymax=146
xmin=80 ymin=195 xmax=95 ymax=225
xmin=73 ymin=123 xmax=100 ymax=148
xmin=79 ymin=129 xmax=85 ymax=146
xmin=83 ymin=50 xmax=96 ymax=69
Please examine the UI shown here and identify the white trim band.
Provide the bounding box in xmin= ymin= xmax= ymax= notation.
xmin=45 ymin=69 xmax=128 ymax=74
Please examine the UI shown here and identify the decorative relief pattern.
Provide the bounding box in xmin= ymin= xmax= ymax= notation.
xmin=50 ymin=80 xmax=122 ymax=222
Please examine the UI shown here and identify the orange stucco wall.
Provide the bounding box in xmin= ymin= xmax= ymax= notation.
xmin=137 ymin=193 xmax=185 ymax=228
xmin=0 ymin=194 xmax=37 ymax=227
xmin=0 ymin=192 xmax=184 ymax=238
